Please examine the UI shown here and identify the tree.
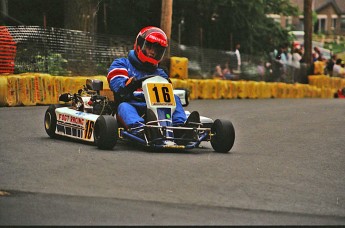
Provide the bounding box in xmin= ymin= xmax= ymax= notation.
xmin=304 ymin=0 xmax=313 ymax=66
xmin=64 ymin=0 xmax=100 ymax=33
xmin=171 ymin=0 xmax=298 ymax=55
xmin=103 ymin=0 xmax=161 ymax=36
xmin=160 ymin=0 xmax=173 ymax=57
xmin=4 ymin=0 xmax=64 ymax=27
xmin=4 ymin=0 xmax=299 ymax=57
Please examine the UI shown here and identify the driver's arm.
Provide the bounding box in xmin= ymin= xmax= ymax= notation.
xmin=107 ymin=59 xmax=129 ymax=93
xmin=107 ymin=59 xmax=140 ymax=101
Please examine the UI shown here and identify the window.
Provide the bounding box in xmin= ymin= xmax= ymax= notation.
xmin=320 ymin=18 xmax=326 ymax=33
xmin=298 ymin=18 xmax=304 ymax=30
xmin=341 ymin=18 xmax=345 ymax=31
xmin=285 ymin=16 xmax=292 ymax=28
xmin=332 ymin=18 xmax=337 ymax=29
xmin=314 ymin=17 xmax=326 ymax=33
xmin=267 ymin=14 xmax=281 ymax=24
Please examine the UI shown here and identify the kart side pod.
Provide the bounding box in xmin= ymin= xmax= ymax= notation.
xmin=173 ymin=89 xmax=189 ymax=107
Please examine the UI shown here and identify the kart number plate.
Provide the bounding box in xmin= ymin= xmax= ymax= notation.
xmin=147 ymin=83 xmax=176 ymax=106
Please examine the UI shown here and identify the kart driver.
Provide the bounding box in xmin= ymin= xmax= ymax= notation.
xmin=107 ymin=26 xmax=199 ymax=135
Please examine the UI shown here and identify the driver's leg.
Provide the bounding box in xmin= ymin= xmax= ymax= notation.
xmin=117 ymin=102 xmax=144 ymax=129
xmin=172 ymin=95 xmax=187 ymax=126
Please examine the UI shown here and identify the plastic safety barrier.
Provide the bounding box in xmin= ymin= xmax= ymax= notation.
xmin=170 ymin=57 xmax=188 ymax=79
xmin=0 ymin=74 xmax=341 ymax=107
xmin=0 ymin=76 xmax=7 ymax=106
xmin=309 ymin=75 xmax=345 ymax=91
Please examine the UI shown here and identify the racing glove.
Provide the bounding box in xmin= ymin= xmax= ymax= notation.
xmin=125 ymin=77 xmax=139 ymax=92
xmin=116 ymin=77 xmax=140 ymax=102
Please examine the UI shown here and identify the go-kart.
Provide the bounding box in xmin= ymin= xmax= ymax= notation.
xmin=44 ymin=76 xmax=235 ymax=152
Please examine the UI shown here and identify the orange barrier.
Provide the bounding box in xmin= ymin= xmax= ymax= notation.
xmin=0 ymin=26 xmax=16 ymax=74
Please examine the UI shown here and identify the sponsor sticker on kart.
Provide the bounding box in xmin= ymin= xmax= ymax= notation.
xmin=147 ymin=83 xmax=176 ymax=106
xmin=55 ymin=107 xmax=99 ymax=142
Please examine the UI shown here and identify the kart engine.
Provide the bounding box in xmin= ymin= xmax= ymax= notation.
xmin=59 ymin=79 xmax=115 ymax=115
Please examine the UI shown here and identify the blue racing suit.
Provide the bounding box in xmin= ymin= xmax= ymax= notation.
xmin=107 ymin=50 xmax=187 ymax=128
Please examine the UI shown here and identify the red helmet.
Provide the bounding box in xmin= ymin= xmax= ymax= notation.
xmin=134 ymin=26 xmax=168 ymax=65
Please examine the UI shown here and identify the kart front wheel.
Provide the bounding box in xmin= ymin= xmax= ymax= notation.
xmin=211 ymin=119 xmax=235 ymax=153
xmin=44 ymin=104 xmax=58 ymax=138
xmin=94 ymin=115 xmax=118 ymax=150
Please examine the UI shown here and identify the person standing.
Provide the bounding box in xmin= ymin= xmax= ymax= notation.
xmin=326 ymin=54 xmax=337 ymax=76
xmin=235 ymin=43 xmax=241 ymax=72
xmin=291 ymin=48 xmax=302 ymax=69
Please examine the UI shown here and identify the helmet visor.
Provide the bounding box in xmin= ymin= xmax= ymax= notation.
xmin=142 ymin=40 xmax=166 ymax=62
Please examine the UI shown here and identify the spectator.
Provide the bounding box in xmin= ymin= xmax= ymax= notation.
xmin=291 ymin=48 xmax=302 ymax=69
xmin=313 ymin=47 xmax=322 ymax=62
xmin=223 ymin=62 xmax=237 ymax=80
xmin=213 ymin=64 xmax=224 ymax=79
xmin=276 ymin=44 xmax=289 ymax=64
xmin=313 ymin=56 xmax=326 ymax=75
xmin=326 ymin=54 xmax=337 ymax=76
xmin=299 ymin=45 xmax=305 ymax=63
xmin=234 ymin=43 xmax=241 ymax=72
xmin=256 ymin=62 xmax=266 ymax=81
xmin=274 ymin=44 xmax=289 ymax=81
xmin=333 ymin=58 xmax=345 ymax=78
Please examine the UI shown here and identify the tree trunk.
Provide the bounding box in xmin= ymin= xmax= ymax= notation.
xmin=160 ymin=0 xmax=173 ymax=57
xmin=304 ymin=0 xmax=313 ymax=66
xmin=64 ymin=0 xmax=99 ymax=33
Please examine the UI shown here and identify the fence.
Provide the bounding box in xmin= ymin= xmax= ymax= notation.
xmin=3 ymin=26 xmax=307 ymax=83
xmin=6 ymin=26 xmax=133 ymax=76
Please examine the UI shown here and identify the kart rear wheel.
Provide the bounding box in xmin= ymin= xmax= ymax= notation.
xmin=94 ymin=115 xmax=118 ymax=150
xmin=211 ymin=119 xmax=235 ymax=153
xmin=44 ymin=104 xmax=58 ymax=138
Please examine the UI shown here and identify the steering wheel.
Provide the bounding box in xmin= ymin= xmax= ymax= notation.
xmin=131 ymin=75 xmax=157 ymax=89
xmin=130 ymin=75 xmax=164 ymax=102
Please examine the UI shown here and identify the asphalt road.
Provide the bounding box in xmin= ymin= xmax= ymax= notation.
xmin=1 ymin=99 xmax=345 ymax=225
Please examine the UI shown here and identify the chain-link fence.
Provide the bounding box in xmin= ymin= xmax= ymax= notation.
xmin=7 ymin=26 xmax=133 ymax=75
xmin=5 ymin=26 xmax=308 ymax=83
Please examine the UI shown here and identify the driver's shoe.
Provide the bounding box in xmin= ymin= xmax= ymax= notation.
xmin=184 ymin=111 xmax=201 ymax=128
xmin=174 ymin=111 xmax=201 ymax=143
xmin=145 ymin=109 xmax=163 ymax=142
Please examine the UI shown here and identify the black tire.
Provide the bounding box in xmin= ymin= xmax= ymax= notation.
xmin=44 ymin=104 xmax=58 ymax=138
xmin=94 ymin=115 xmax=118 ymax=150
xmin=211 ymin=119 xmax=235 ymax=153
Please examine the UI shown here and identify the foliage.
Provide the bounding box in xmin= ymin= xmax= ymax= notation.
xmin=35 ymin=53 xmax=71 ymax=76
xmin=105 ymin=0 xmax=162 ymax=36
xmin=5 ymin=0 xmax=299 ymax=57
xmin=324 ymin=42 xmax=345 ymax=55
xmin=172 ymin=0 xmax=298 ymax=55
xmin=14 ymin=49 xmax=69 ymax=75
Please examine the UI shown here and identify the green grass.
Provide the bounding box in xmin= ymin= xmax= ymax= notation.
xmin=324 ymin=42 xmax=345 ymax=54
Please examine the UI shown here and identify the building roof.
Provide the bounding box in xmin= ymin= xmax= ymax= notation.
xmin=290 ymin=0 xmax=345 ymax=14
xmin=333 ymin=0 xmax=345 ymax=14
